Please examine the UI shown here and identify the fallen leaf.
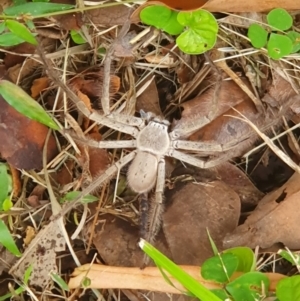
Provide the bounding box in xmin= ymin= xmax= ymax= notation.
xmin=4 ymin=42 xmax=36 ymax=69
xmin=0 ymin=81 xmax=57 ymax=169
xmin=31 ymin=77 xmax=49 ymax=99
xmin=163 ymin=180 xmax=240 ymax=264
xmin=10 ymin=221 xmax=65 ymax=287
xmin=224 ymin=172 xmax=300 ymax=249
xmin=136 ymin=77 xmax=163 ymax=117
xmin=215 ymin=163 xmax=264 ymax=209
xmin=86 ymin=5 xmax=132 ymax=26
xmin=8 ymin=165 xmax=21 ymax=197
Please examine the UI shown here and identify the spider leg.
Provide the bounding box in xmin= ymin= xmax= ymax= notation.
xmin=172 ymin=140 xmax=238 ymax=154
xmin=168 ymin=149 xmax=228 ymax=169
xmin=142 ymin=158 xmax=166 ymax=265
xmin=51 ymin=151 xmax=137 ymax=220
xmin=89 ymin=111 xmax=140 ymax=137
xmin=71 ymin=136 xmax=137 ymax=149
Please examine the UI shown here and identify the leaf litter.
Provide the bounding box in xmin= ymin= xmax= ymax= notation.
xmin=0 ymin=0 xmax=300 ymax=298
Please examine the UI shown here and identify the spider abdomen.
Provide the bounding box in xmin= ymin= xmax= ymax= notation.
xmin=127 ymin=152 xmax=158 ymax=193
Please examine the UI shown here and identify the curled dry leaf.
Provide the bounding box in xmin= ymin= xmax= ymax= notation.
xmin=224 ymin=172 xmax=300 ymax=249
xmin=163 ymin=180 xmax=240 ymax=264
xmin=31 ymin=77 xmax=49 ymax=99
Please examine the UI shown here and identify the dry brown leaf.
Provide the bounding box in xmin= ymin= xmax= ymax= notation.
xmin=89 ymin=214 xmax=171 ymax=267
xmin=224 ymin=172 xmax=300 ymax=249
xmin=4 ymin=43 xmax=36 ymax=69
xmin=86 ymin=5 xmax=132 ymax=26
xmin=23 ymin=226 xmax=36 ymax=247
xmin=136 ymin=77 xmax=163 ymax=117
xmin=71 ymin=71 xmax=120 ymax=99
xmin=0 ymin=85 xmax=57 ymax=170
xmin=215 ymin=162 xmax=264 ymax=209
xmin=8 ymin=165 xmax=21 ymax=197
xmin=173 ymin=79 xmax=251 ymax=137
xmin=163 ymin=180 xmax=240 ymax=264
xmin=86 ymin=132 xmax=110 ymax=178
xmin=31 ymin=77 xmax=49 ymax=99
xmin=10 ymin=221 xmax=65 ymax=287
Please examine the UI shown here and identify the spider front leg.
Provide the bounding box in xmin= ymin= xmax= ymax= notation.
xmin=71 ymin=136 xmax=137 ymax=149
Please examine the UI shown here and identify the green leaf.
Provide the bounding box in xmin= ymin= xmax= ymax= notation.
xmin=211 ymin=289 xmax=230 ymax=300
xmin=12 ymin=0 xmax=27 ymax=4
xmin=70 ymin=30 xmax=86 ymax=45
xmin=286 ymin=31 xmax=300 ymax=53
xmin=207 ymin=229 xmax=219 ymax=255
xmin=61 ymin=191 xmax=98 ymax=204
xmin=50 ymin=272 xmax=70 ymax=291
xmin=140 ymin=5 xmax=184 ymax=35
xmin=176 ymin=9 xmax=218 ymax=54
xmin=226 ymin=272 xmax=270 ymax=301
xmin=267 ymin=33 xmax=293 ymax=59
xmin=224 ymin=247 xmax=256 ymax=272
xmin=278 ymin=249 xmax=300 ymax=267
xmin=0 ymin=163 xmax=10 ymax=210
xmin=0 ymin=22 xmax=6 ymax=34
xmin=0 ymin=220 xmax=21 ymax=256
xmin=23 ymin=265 xmax=33 ymax=284
xmin=0 ymin=286 xmax=25 ymax=301
xmin=140 ymin=239 xmax=222 ymax=301
xmin=248 ymin=24 xmax=268 ymax=48
xmin=3 ymin=198 xmax=13 ymax=211
xmin=267 ymin=8 xmax=293 ymax=31
xmin=0 ymin=80 xmax=59 ymax=130
xmin=0 ymin=32 xmax=25 ymax=46
xmin=201 ymin=253 xmax=238 ymax=283
xmin=4 ymin=2 xmax=74 ymax=16
xmin=5 ymin=20 xmax=37 ymax=45
xmin=276 ymin=275 xmax=300 ymax=301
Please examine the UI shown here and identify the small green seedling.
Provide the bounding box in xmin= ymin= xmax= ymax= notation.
xmin=140 ymin=5 xmax=218 ymax=55
xmin=60 ymin=191 xmax=98 ymax=204
xmin=70 ymin=29 xmax=87 ymax=44
xmin=248 ymin=8 xmax=298 ymax=60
